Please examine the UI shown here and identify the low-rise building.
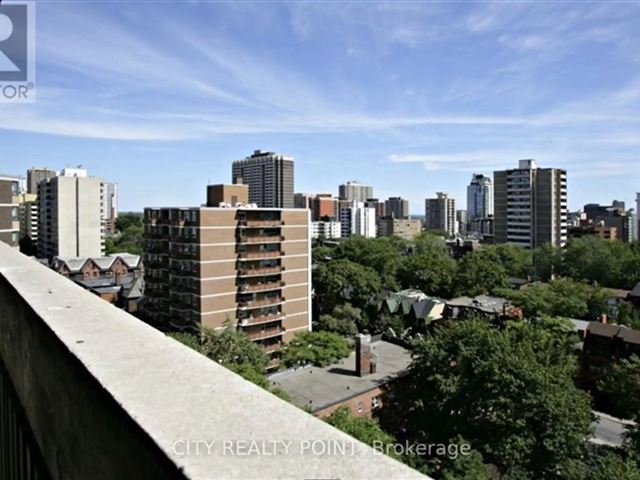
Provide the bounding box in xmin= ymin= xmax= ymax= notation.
xmin=381 ymin=289 xmax=446 ymax=331
xmin=445 ymin=295 xmax=522 ymax=323
xmin=311 ymin=221 xmax=342 ymax=239
xmin=376 ymin=217 xmax=422 ymax=240
xmin=582 ymin=321 xmax=640 ymax=380
xmin=569 ymin=224 xmax=618 ymax=241
xmin=51 ymin=253 xmax=144 ymax=313
xmin=270 ymin=335 xmax=412 ymax=418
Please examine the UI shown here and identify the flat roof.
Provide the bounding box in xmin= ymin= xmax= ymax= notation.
xmin=269 ymin=340 xmax=412 ymax=412
xmin=144 ymin=206 xmax=306 ymax=213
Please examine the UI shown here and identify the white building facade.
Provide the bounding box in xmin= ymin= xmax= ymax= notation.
xmin=339 ymin=202 xmax=376 ymax=238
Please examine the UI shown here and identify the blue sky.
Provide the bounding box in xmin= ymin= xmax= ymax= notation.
xmin=2 ymin=1 xmax=640 ymax=213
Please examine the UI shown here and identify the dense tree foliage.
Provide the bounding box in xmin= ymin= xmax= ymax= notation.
xmin=105 ymin=213 xmax=144 ymax=255
xmin=324 ymin=406 xmax=399 ymax=459
xmin=317 ymin=303 xmax=361 ymax=336
xmin=405 ymin=320 xmax=593 ymax=478
xmin=495 ymin=277 xmax=609 ymax=320
xmin=598 ymin=355 xmax=640 ymax=420
xmin=455 ymin=249 xmax=510 ymax=296
xmin=313 ymin=259 xmax=382 ymax=316
xmin=168 ymin=327 xmax=276 ymax=390
xmin=397 ymin=251 xmax=457 ymax=298
xmin=280 ymin=331 xmax=351 ymax=368
xmin=540 ymin=237 xmax=640 ymax=289
xmin=333 ymin=236 xmax=406 ymax=282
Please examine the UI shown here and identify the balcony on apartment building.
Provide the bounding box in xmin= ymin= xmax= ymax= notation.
xmin=237 ymin=233 xmax=285 ymax=244
xmin=0 ymin=242 xmax=427 ymax=480
xmin=238 ymin=311 xmax=286 ymax=327
xmin=238 ymin=295 xmax=285 ymax=310
xmin=237 ymin=265 xmax=284 ymax=277
xmin=238 ymin=250 xmax=284 ymax=260
xmin=245 ymin=325 xmax=285 ymax=342
xmin=239 ymin=280 xmax=285 ymax=294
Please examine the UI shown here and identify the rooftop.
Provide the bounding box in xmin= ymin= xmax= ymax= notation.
xmin=447 ymin=295 xmax=509 ymax=314
xmin=270 ymin=340 xmax=413 ymax=413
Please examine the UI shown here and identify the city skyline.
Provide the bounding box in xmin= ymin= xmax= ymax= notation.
xmin=2 ymin=2 xmax=640 ymax=212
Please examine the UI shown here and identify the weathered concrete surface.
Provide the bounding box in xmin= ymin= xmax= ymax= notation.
xmin=0 ymin=242 xmax=428 ymax=480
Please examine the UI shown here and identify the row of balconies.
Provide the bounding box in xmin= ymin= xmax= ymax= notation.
xmin=245 ymin=326 xmax=285 ymax=341
xmin=238 ymin=312 xmax=285 ymax=326
xmin=238 ymin=220 xmax=283 ymax=228
xmin=238 ymin=296 xmax=284 ymax=310
xmin=238 ymin=266 xmax=284 ymax=277
xmin=238 ymin=251 xmax=282 ymax=260
xmin=237 ymin=235 xmax=284 ymax=244
xmin=239 ymin=281 xmax=284 ymax=293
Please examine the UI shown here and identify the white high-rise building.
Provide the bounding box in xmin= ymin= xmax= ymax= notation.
xmin=338 ymin=181 xmax=373 ymax=203
xmin=38 ymin=172 xmax=105 ymax=259
xmin=494 ymin=159 xmax=567 ymax=248
xmin=339 ymin=202 xmax=376 ymax=238
xmin=467 ymin=174 xmax=493 ymax=220
xmin=425 ymin=193 xmax=457 ymax=237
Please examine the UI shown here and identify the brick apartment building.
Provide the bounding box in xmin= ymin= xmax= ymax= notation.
xmin=143 ymin=184 xmax=311 ymax=365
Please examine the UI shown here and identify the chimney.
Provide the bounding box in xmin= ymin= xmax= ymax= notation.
xmin=355 ymin=334 xmax=372 ymax=377
xmin=599 ymin=313 xmax=608 ymax=324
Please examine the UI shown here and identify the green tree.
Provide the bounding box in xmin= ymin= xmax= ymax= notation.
xmin=598 ymin=355 xmax=640 ymax=420
xmin=324 ymin=406 xmax=399 ymax=459
xmin=313 ymin=259 xmax=382 ymax=315
xmin=406 ymin=320 xmax=593 ymax=478
xmin=455 ymin=249 xmax=509 ymax=296
xmin=281 ymin=331 xmax=351 ymax=368
xmin=533 ymin=242 xmax=560 ymax=281
xmin=168 ymin=326 xmax=267 ymax=373
xmin=333 ymin=236 xmax=406 ymax=288
xmin=489 ymin=244 xmax=533 ymax=279
xmin=397 ymin=252 xmax=457 ymax=299
xmin=495 ymin=278 xmax=608 ymax=320
xmin=317 ymin=303 xmax=361 ymax=336
xmin=167 ymin=327 xmax=294 ymax=398
xmin=115 ymin=212 xmax=143 ymax=232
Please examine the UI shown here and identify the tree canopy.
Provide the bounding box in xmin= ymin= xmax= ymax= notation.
xmin=598 ymin=355 xmax=640 ymax=420
xmin=405 ymin=320 xmax=593 ymax=478
xmin=324 ymin=406 xmax=399 ymax=459
xmin=317 ymin=303 xmax=361 ymax=336
xmin=280 ymin=331 xmax=351 ymax=368
xmin=495 ymin=277 xmax=609 ymax=320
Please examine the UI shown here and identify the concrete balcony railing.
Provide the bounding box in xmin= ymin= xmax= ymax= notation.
xmin=238 ymin=220 xmax=284 ymax=228
xmin=238 ymin=296 xmax=284 ymax=310
xmin=238 ymin=235 xmax=284 ymax=244
xmin=0 ymin=242 xmax=428 ymax=480
xmin=237 ymin=266 xmax=283 ymax=277
xmin=239 ymin=281 xmax=284 ymax=293
xmin=239 ymin=313 xmax=285 ymax=327
xmin=238 ymin=251 xmax=283 ymax=260
xmin=246 ymin=327 xmax=285 ymax=341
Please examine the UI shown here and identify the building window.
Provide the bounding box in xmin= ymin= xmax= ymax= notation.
xmin=11 ymin=182 xmax=18 ymax=195
xmin=11 ymin=207 xmax=18 ymax=219
xmin=372 ymin=396 xmax=381 ymax=409
xmin=357 ymin=402 xmax=364 ymax=414
xmin=11 ymin=232 xmax=18 ymax=243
